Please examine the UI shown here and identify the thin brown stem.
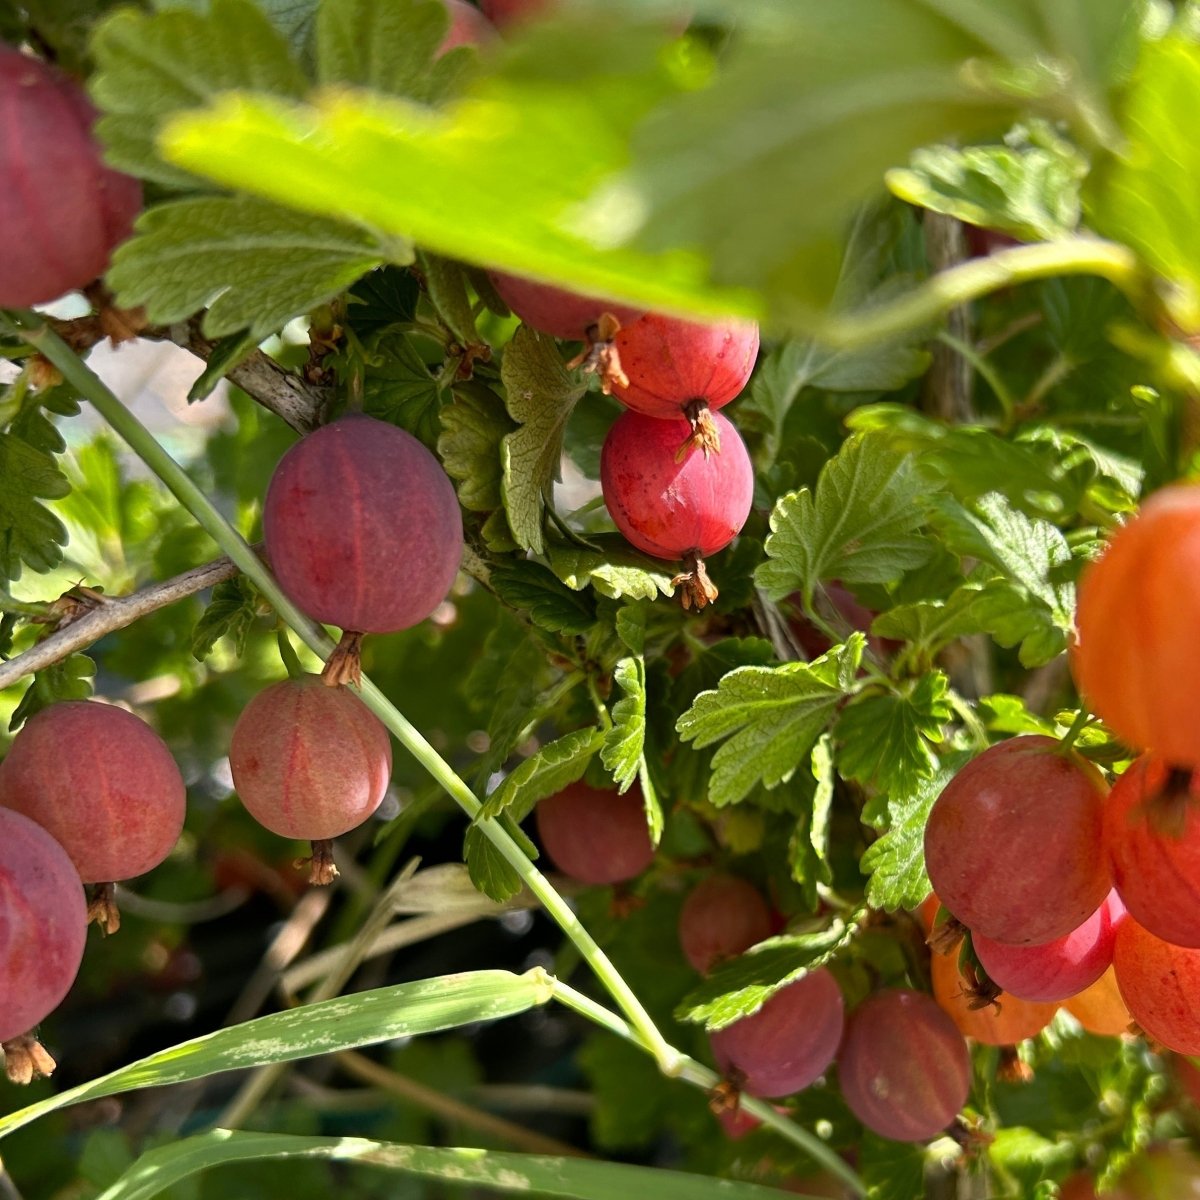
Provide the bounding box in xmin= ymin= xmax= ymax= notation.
xmin=0 ymin=553 xmax=244 ymax=691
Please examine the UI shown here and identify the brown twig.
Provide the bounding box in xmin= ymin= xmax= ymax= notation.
xmin=0 ymin=553 xmax=247 ymax=691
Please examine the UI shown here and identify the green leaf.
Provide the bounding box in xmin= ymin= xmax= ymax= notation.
xmin=10 ymin=653 xmax=95 ymax=732
xmin=674 ymin=917 xmax=858 ymax=1031
xmin=478 ymin=726 xmax=606 ymax=822
xmin=547 ymin=536 xmax=674 ymax=602
xmin=886 ymin=128 xmax=1086 ymax=241
xmin=861 ymin=1133 xmax=926 ymax=1200
xmin=500 ymin=326 xmax=587 ymax=554
xmin=602 ymin=657 xmax=645 ymax=792
xmin=614 ymin=603 xmax=647 ymax=656
xmin=437 ymin=384 xmax=515 ymax=512
xmin=315 ymin=0 xmax=467 ymax=101
xmin=785 ymin=734 xmax=834 ymax=910
xmin=930 ymin=492 xmax=1075 ymax=666
xmin=675 ymin=637 xmax=862 ymax=808
xmin=91 ymin=0 xmax=308 ymax=188
xmin=108 ymin=196 xmax=392 ymax=340
xmin=756 ymin=433 xmax=934 ymax=604
xmin=490 ymin=561 xmax=597 ymax=635
xmin=89 ymin=1128 xmax=805 ymax=1200
xmin=191 ymin=575 xmax=260 ymax=662
xmin=0 ymin=426 xmax=70 ymax=583
xmin=361 ymin=332 xmax=445 ymax=448
xmin=1090 ymin=36 xmax=1200 ymax=331
xmin=870 ymin=589 xmax=990 ymax=657
xmin=859 ymin=768 xmax=954 ymax=913
xmin=463 ymin=825 xmax=524 ymax=903
xmin=420 ymin=252 xmax=487 ymax=351
xmin=0 ymin=970 xmax=551 ymax=1141
xmin=835 ymin=672 xmax=952 ymax=798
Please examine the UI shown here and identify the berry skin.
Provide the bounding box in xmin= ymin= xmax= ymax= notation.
xmin=1073 ymin=483 xmax=1200 ymax=767
xmin=535 ymin=781 xmax=654 ymax=885
xmin=229 ymin=676 xmax=392 ymax=842
xmin=1062 ymin=966 xmax=1131 ymax=1036
xmin=930 ymin=946 xmax=1057 ymax=1045
xmin=611 ymin=313 xmax=759 ymax=421
xmin=0 ymin=701 xmax=185 ymax=884
xmin=487 ymin=271 xmax=643 ymax=341
xmin=837 ymin=989 xmax=971 ymax=1142
xmin=678 ymin=874 xmax=772 ymax=974
xmin=0 ymin=808 xmax=87 ymax=1044
xmin=1104 ymin=756 xmax=1200 ymax=948
xmin=440 ymin=0 xmax=495 ymax=50
xmin=479 ymin=0 xmax=552 ymax=24
xmin=1113 ymin=916 xmax=1200 ymax=1055
xmin=973 ymin=891 xmax=1126 ymax=1004
xmin=0 ymin=46 xmax=142 ymax=307
xmin=710 ymin=968 xmax=844 ymax=1099
xmin=263 ymin=414 xmax=464 ymax=635
xmin=600 ymin=409 xmax=753 ymax=560
xmin=923 ymin=735 xmax=1112 ymax=945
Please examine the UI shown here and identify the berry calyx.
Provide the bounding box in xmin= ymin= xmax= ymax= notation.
xmin=534 ymin=781 xmax=655 ymax=886
xmin=930 ymin=943 xmax=1057 ymax=1045
xmin=609 ymin=314 xmax=759 ymax=455
xmin=0 ymin=45 xmax=142 ymax=307
xmin=923 ymin=735 xmax=1112 ymax=945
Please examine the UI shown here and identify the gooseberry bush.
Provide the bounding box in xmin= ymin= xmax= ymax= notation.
xmin=6 ymin=2 xmax=1200 ymax=1199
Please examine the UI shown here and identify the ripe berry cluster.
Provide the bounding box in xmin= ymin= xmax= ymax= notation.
xmin=536 ymin=783 xmax=974 ymax=1145
xmin=0 ymin=702 xmax=185 ymax=1080
xmin=488 ymin=272 xmax=759 ymax=608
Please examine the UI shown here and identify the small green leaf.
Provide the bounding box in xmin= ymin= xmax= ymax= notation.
xmin=108 ymin=196 xmax=392 ymax=340
xmin=602 ymin=657 xmax=648 ymax=796
xmin=362 ymin=332 xmax=444 ymax=448
xmin=463 ymin=825 xmax=523 ymax=903
xmin=871 ymin=589 xmax=990 ymax=656
xmin=10 ymin=653 xmax=95 ymax=732
xmin=756 ymin=433 xmax=934 ymax=604
xmin=786 ymin=735 xmax=834 ymax=910
xmin=420 ymin=252 xmax=486 ymax=351
xmin=613 ymin=603 xmax=647 ymax=656
xmin=886 ymin=129 xmax=1086 ymax=241
xmin=316 ymin=0 xmax=467 ymax=102
xmin=861 ymin=1132 xmax=927 ymax=1200
xmin=437 ymin=384 xmax=515 ymax=513
xmin=91 ymin=0 xmax=308 ymax=188
xmin=930 ymin=492 xmax=1075 ymax=666
xmin=674 ymin=917 xmax=858 ymax=1030
xmin=479 ymin=726 xmax=606 ymax=822
xmin=835 ymin=672 xmax=951 ymax=798
xmin=0 ymin=427 xmax=70 ymax=583
xmin=675 ymin=638 xmax=862 ymax=808
xmin=500 ymin=326 xmax=587 ymax=554
xmin=547 ymin=537 xmax=674 ymax=602
xmin=860 ymin=768 xmax=954 ymax=913
xmin=191 ymin=575 xmax=261 ymax=662
xmin=490 ymin=561 xmax=596 ymax=635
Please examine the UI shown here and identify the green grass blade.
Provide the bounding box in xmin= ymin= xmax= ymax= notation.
xmin=96 ymin=1129 xmax=814 ymax=1200
xmin=0 ymin=969 xmax=550 ymax=1142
